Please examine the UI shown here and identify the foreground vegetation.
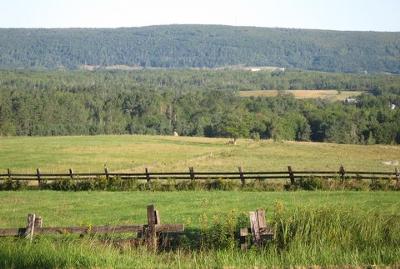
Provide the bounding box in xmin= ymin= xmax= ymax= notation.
xmin=1 ymin=69 xmax=400 ymax=144
xmin=1 ymin=135 xmax=399 ymax=173
xmin=0 ymin=191 xmax=399 ymax=268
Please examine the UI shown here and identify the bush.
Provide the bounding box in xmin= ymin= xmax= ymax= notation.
xmin=369 ymin=179 xmax=390 ymax=191
xmin=1 ymin=177 xmax=400 ymax=192
xmin=297 ymin=177 xmax=324 ymax=190
xmin=0 ymin=179 xmax=28 ymax=190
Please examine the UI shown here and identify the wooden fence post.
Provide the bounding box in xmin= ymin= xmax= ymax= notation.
xmin=395 ymin=167 xmax=400 ymax=184
xmin=36 ymin=168 xmax=41 ymax=185
xmin=145 ymin=168 xmax=151 ymax=183
xmin=339 ymin=165 xmax=346 ymax=182
xmin=7 ymin=168 xmax=11 ymax=180
xmin=34 ymin=216 xmax=43 ymax=229
xmin=104 ymin=167 xmax=109 ymax=180
xmin=69 ymin=168 xmax=74 ymax=179
xmin=288 ymin=166 xmax=295 ymax=185
xmin=189 ymin=167 xmax=195 ymax=180
xmin=238 ymin=166 xmax=245 ymax=186
xmin=146 ymin=204 xmax=158 ymax=251
xmin=24 ymin=213 xmax=36 ymax=241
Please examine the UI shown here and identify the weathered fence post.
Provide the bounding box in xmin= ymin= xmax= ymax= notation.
xmin=69 ymin=168 xmax=74 ymax=179
xmin=339 ymin=165 xmax=346 ymax=182
xmin=189 ymin=167 xmax=195 ymax=180
xmin=395 ymin=167 xmax=400 ymax=184
xmin=238 ymin=166 xmax=245 ymax=186
xmin=7 ymin=168 xmax=11 ymax=180
xmin=146 ymin=204 xmax=158 ymax=251
xmin=104 ymin=167 xmax=109 ymax=180
xmin=241 ymin=209 xmax=273 ymax=249
xmin=24 ymin=213 xmax=36 ymax=241
xmin=34 ymin=216 xmax=43 ymax=229
xmin=288 ymin=166 xmax=295 ymax=185
xmin=36 ymin=168 xmax=41 ymax=186
xmin=145 ymin=168 xmax=151 ymax=183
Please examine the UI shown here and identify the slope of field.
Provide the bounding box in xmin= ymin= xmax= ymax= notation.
xmin=1 ymin=25 xmax=400 ymax=73
xmin=239 ymin=90 xmax=363 ymax=101
xmin=0 ymin=135 xmax=399 ymax=173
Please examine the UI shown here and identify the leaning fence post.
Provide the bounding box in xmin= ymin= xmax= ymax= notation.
xmin=288 ymin=166 xmax=295 ymax=185
xmin=238 ymin=166 xmax=245 ymax=186
xmin=24 ymin=213 xmax=36 ymax=241
xmin=104 ymin=167 xmax=109 ymax=180
xmin=339 ymin=165 xmax=346 ymax=182
xmin=36 ymin=168 xmax=41 ymax=186
xmin=69 ymin=168 xmax=74 ymax=179
xmin=145 ymin=168 xmax=151 ymax=183
xmin=189 ymin=167 xmax=195 ymax=180
xmin=146 ymin=204 xmax=158 ymax=251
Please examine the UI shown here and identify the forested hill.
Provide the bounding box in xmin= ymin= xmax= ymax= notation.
xmin=0 ymin=25 xmax=399 ymax=73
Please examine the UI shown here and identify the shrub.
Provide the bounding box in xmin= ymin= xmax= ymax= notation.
xmin=297 ymin=177 xmax=324 ymax=190
xmin=0 ymin=179 xmax=28 ymax=190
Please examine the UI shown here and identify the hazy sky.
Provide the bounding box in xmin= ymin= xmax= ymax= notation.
xmin=0 ymin=0 xmax=399 ymax=31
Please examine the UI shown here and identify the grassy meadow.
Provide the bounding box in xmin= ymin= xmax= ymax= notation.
xmin=239 ymin=89 xmax=363 ymax=101
xmin=0 ymin=191 xmax=399 ymax=268
xmin=1 ymin=135 xmax=400 ymax=267
xmin=0 ymin=135 xmax=399 ymax=173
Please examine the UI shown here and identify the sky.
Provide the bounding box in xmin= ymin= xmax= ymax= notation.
xmin=0 ymin=0 xmax=399 ymax=31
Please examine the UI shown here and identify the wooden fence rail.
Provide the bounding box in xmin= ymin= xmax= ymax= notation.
xmin=0 ymin=205 xmax=184 ymax=250
xmin=0 ymin=166 xmax=399 ymax=184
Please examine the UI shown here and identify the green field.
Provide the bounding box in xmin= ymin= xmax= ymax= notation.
xmin=2 ymin=191 xmax=399 ymax=227
xmin=1 ymin=135 xmax=400 ymax=267
xmin=239 ymin=89 xmax=363 ymax=101
xmin=0 ymin=191 xmax=399 ymax=268
xmin=1 ymin=135 xmax=399 ymax=173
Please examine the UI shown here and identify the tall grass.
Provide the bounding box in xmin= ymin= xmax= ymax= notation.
xmin=1 ymin=205 xmax=399 ymax=268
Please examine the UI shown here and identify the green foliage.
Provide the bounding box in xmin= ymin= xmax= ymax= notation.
xmin=1 ymin=25 xmax=400 ymax=73
xmin=0 ymin=179 xmax=28 ymax=190
xmin=294 ymin=177 xmax=324 ymax=190
xmin=1 ymin=69 xmax=400 ymax=144
xmin=4 ymin=178 xmax=398 ymax=192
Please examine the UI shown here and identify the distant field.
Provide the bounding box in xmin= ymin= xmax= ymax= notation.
xmin=0 ymin=135 xmax=399 ymax=173
xmin=239 ymin=90 xmax=363 ymax=100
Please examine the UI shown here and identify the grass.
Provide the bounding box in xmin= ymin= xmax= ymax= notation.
xmin=0 ymin=191 xmax=399 ymax=268
xmin=0 ymin=135 xmax=399 ymax=267
xmin=239 ymin=89 xmax=363 ymax=100
xmin=1 ymin=191 xmax=399 ymax=227
xmin=0 ymin=135 xmax=399 ymax=173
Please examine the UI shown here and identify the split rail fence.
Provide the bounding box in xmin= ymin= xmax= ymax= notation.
xmin=1 ymin=166 xmax=399 ymax=186
xmin=0 ymin=204 xmax=184 ymax=250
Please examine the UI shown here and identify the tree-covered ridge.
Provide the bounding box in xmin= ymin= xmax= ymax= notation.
xmin=0 ymin=69 xmax=399 ymax=144
xmin=0 ymin=25 xmax=399 ymax=73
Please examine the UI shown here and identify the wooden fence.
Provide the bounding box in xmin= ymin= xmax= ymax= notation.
xmin=0 ymin=204 xmax=184 ymax=250
xmin=1 ymin=166 xmax=399 ymax=185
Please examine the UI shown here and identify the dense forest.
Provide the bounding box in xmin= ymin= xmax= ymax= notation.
xmin=1 ymin=25 xmax=400 ymax=73
xmin=0 ymin=69 xmax=399 ymax=144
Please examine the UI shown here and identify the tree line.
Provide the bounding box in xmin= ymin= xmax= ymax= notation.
xmin=1 ymin=25 xmax=400 ymax=73
xmin=0 ymin=70 xmax=399 ymax=144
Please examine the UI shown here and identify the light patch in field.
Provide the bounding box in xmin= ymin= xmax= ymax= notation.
xmin=239 ymin=90 xmax=363 ymax=101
